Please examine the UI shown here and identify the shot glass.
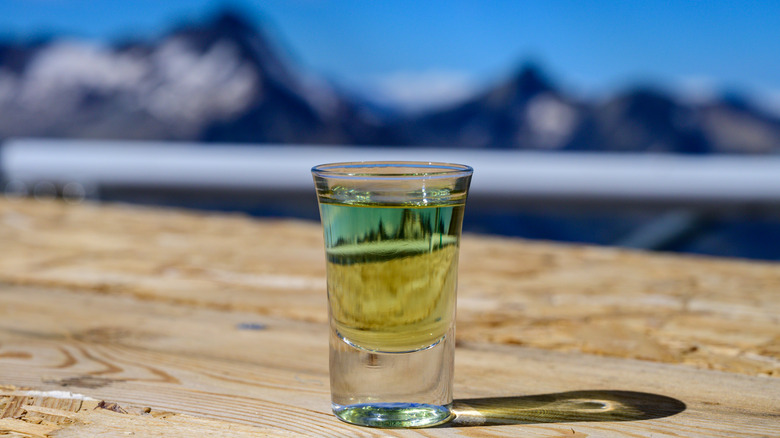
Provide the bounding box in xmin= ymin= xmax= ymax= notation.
xmin=312 ymin=161 xmax=473 ymax=428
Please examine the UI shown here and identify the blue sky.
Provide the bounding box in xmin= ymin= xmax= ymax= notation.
xmin=2 ymin=0 xmax=779 ymax=110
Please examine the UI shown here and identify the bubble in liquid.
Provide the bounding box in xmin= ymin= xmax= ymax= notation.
xmin=62 ymin=182 xmax=87 ymax=204
xmin=33 ymin=181 xmax=57 ymax=200
xmin=330 ymin=186 xmax=372 ymax=204
xmin=3 ymin=180 xmax=28 ymax=198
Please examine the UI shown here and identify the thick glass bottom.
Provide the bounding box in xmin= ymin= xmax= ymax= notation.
xmin=329 ymin=325 xmax=455 ymax=428
xmin=333 ymin=402 xmax=453 ymax=428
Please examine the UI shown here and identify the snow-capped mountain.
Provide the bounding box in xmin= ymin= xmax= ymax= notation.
xmin=392 ymin=65 xmax=780 ymax=154
xmin=391 ymin=65 xmax=586 ymax=150
xmin=0 ymin=10 xmax=778 ymax=153
xmin=0 ymin=11 xmax=385 ymax=144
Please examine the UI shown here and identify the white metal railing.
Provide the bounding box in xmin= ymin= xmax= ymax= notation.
xmin=2 ymin=138 xmax=780 ymax=206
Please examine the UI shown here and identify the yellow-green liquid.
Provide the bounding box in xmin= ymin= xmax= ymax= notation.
xmin=321 ymin=202 xmax=464 ymax=352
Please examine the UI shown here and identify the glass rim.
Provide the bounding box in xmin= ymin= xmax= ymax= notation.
xmin=311 ymin=161 xmax=473 ymax=179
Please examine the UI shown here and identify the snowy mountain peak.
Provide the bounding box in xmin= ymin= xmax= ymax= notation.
xmin=0 ymin=11 xmax=778 ymax=152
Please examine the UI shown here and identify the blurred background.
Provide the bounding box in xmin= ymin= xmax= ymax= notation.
xmin=1 ymin=0 xmax=779 ymax=260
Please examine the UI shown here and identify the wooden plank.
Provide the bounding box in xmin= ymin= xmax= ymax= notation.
xmin=0 ymin=390 xmax=297 ymax=438
xmin=0 ymin=418 xmax=59 ymax=438
xmin=1 ymin=285 xmax=778 ymax=437
xmin=1 ymin=198 xmax=779 ymax=436
xmin=0 ymin=198 xmax=778 ymax=376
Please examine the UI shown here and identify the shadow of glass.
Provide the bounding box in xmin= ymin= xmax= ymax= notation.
xmin=449 ymin=390 xmax=686 ymax=427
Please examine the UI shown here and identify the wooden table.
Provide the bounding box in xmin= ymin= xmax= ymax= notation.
xmin=0 ymin=198 xmax=777 ymax=437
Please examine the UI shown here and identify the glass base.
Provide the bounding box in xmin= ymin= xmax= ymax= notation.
xmin=329 ymin=326 xmax=455 ymax=428
xmin=333 ymin=402 xmax=453 ymax=428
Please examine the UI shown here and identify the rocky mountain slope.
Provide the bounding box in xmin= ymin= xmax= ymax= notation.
xmin=0 ymin=11 xmax=778 ymax=153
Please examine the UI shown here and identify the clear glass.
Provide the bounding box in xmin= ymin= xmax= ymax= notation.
xmin=312 ymin=161 xmax=472 ymax=428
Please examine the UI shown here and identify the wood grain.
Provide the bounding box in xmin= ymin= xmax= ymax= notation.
xmin=0 ymin=388 xmax=298 ymax=438
xmin=0 ymin=198 xmax=779 ymax=437
xmin=0 ymin=285 xmax=778 ymax=437
xmin=0 ymin=198 xmax=777 ymax=376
